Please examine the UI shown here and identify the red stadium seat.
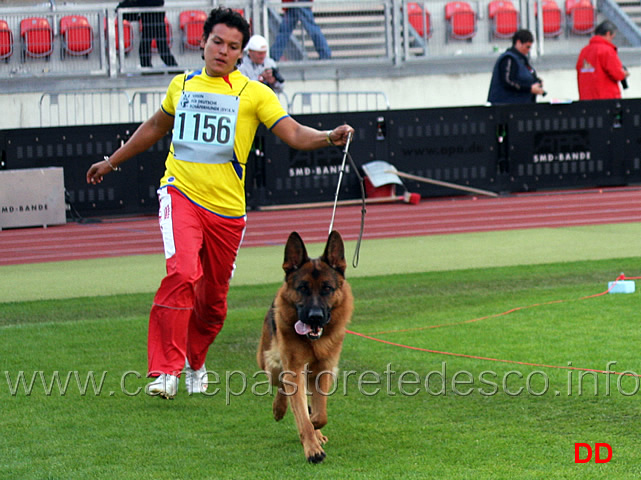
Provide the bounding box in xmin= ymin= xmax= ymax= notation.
xmin=488 ymin=0 xmax=519 ymax=39
xmin=445 ymin=2 xmax=476 ymax=41
xmin=407 ymin=2 xmax=432 ymax=39
xmin=565 ymin=0 xmax=595 ymax=34
xmin=20 ymin=17 xmax=53 ymax=62
xmin=539 ymin=0 xmax=563 ymax=37
xmin=0 ymin=20 xmax=13 ymax=63
xmin=179 ymin=10 xmax=207 ymax=52
xmin=105 ymin=18 xmax=133 ymax=54
xmin=60 ymin=15 xmax=93 ymax=59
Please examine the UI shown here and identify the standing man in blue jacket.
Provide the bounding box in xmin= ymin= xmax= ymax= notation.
xmin=487 ymin=29 xmax=545 ymax=104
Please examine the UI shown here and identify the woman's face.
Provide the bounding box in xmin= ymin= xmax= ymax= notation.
xmin=201 ymin=23 xmax=245 ymax=77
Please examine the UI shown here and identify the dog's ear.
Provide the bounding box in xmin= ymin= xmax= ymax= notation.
xmin=283 ymin=231 xmax=309 ymax=274
xmin=322 ymin=230 xmax=347 ymax=276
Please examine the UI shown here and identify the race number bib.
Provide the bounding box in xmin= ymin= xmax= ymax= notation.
xmin=172 ymin=91 xmax=239 ymax=164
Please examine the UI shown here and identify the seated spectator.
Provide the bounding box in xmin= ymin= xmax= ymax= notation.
xmin=238 ymin=35 xmax=285 ymax=93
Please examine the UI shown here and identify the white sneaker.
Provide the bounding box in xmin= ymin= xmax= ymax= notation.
xmin=146 ymin=374 xmax=178 ymax=399
xmin=185 ymin=359 xmax=208 ymax=395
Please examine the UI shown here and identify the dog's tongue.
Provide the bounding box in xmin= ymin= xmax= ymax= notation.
xmin=295 ymin=321 xmax=312 ymax=336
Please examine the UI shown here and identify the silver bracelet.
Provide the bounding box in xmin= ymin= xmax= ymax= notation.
xmin=103 ymin=156 xmax=119 ymax=171
xmin=326 ymin=130 xmax=336 ymax=146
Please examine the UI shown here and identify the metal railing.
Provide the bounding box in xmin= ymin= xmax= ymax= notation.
xmin=39 ymin=90 xmax=131 ymax=127
xmin=3 ymin=0 xmax=638 ymax=80
xmin=288 ymin=91 xmax=390 ymax=113
xmin=130 ymin=90 xmax=165 ymax=123
xmin=39 ymin=88 xmax=389 ymax=126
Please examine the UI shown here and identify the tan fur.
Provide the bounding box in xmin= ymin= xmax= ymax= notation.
xmin=257 ymin=231 xmax=354 ymax=463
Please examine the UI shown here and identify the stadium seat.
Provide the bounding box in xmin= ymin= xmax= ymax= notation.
xmin=179 ymin=10 xmax=207 ymax=52
xmin=0 ymin=20 xmax=13 ymax=63
xmin=20 ymin=17 xmax=53 ymax=62
xmin=60 ymin=15 xmax=93 ymax=59
xmin=407 ymin=2 xmax=432 ymax=39
xmin=488 ymin=0 xmax=519 ymax=39
xmin=539 ymin=0 xmax=563 ymax=37
xmin=565 ymin=0 xmax=595 ymax=35
xmin=105 ymin=18 xmax=133 ymax=54
xmin=445 ymin=2 xmax=476 ymax=41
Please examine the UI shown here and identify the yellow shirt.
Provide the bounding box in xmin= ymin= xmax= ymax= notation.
xmin=160 ymin=68 xmax=288 ymax=217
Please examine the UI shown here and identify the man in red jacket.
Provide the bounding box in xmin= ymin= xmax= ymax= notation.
xmin=576 ymin=21 xmax=629 ymax=100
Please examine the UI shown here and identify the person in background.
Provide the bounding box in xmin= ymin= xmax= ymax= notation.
xmin=116 ymin=0 xmax=178 ymax=68
xmin=576 ymin=20 xmax=630 ymax=100
xmin=86 ymin=7 xmax=353 ymax=400
xmin=270 ymin=0 xmax=331 ymax=61
xmin=238 ymin=34 xmax=285 ymax=93
xmin=487 ymin=29 xmax=545 ymax=104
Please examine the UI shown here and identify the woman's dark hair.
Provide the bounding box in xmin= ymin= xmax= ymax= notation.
xmin=202 ymin=7 xmax=251 ymax=49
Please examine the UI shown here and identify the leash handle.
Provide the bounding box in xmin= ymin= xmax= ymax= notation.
xmin=328 ymin=131 xmax=353 ymax=234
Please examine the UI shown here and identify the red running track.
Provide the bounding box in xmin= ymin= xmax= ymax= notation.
xmin=1 ymin=187 xmax=639 ymax=266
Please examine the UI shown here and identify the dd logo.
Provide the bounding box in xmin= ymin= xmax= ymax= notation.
xmin=574 ymin=443 xmax=612 ymax=464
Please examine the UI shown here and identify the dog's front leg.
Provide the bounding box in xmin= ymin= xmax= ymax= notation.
xmin=309 ymin=372 xmax=330 ymax=445
xmin=282 ymin=369 xmax=326 ymax=463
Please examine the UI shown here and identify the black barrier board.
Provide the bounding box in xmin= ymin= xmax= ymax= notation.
xmin=2 ymin=99 xmax=640 ymax=219
xmin=383 ymin=106 xmax=501 ymax=197
xmin=500 ymin=101 xmax=628 ymax=192
xmin=1 ymin=124 xmax=168 ymax=218
xmin=255 ymin=112 xmax=379 ymax=207
xmin=623 ymin=98 xmax=641 ymax=184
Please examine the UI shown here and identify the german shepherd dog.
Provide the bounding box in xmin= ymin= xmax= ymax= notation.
xmin=257 ymin=231 xmax=354 ymax=463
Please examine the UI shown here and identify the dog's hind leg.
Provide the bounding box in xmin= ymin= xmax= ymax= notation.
xmin=272 ymin=387 xmax=288 ymax=421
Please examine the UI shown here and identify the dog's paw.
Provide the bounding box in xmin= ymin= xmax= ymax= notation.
xmin=273 ymin=408 xmax=286 ymax=421
xmin=272 ymin=393 xmax=287 ymax=421
xmin=306 ymin=448 xmax=326 ymax=464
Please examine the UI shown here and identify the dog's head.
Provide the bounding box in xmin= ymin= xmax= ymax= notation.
xmin=282 ymin=230 xmax=347 ymax=341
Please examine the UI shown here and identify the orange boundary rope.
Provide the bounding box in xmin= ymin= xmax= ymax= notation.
xmin=346 ymin=274 xmax=640 ymax=377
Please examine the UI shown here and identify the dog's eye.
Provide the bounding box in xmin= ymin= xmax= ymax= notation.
xmin=321 ymin=284 xmax=335 ymax=296
xmin=296 ymin=283 xmax=311 ymax=295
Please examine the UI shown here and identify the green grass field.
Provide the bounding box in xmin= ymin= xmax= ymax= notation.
xmin=1 ymin=224 xmax=640 ymax=479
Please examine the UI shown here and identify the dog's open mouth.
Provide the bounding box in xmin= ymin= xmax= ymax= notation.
xmin=294 ymin=320 xmax=323 ymax=340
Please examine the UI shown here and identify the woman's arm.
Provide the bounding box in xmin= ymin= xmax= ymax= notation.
xmin=271 ymin=116 xmax=353 ymax=151
xmin=86 ymin=108 xmax=174 ymax=184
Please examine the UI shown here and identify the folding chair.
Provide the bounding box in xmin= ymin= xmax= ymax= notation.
xmin=445 ymin=2 xmax=476 ymax=41
xmin=407 ymin=2 xmax=432 ymax=39
xmin=488 ymin=0 xmax=519 ymax=39
xmin=20 ymin=17 xmax=53 ymax=62
xmin=565 ymin=0 xmax=595 ymax=35
xmin=60 ymin=15 xmax=93 ymax=59
xmin=0 ymin=20 xmax=13 ymax=63
xmin=179 ymin=10 xmax=207 ymax=52
xmin=540 ymin=0 xmax=563 ymax=37
xmin=105 ymin=18 xmax=133 ymax=55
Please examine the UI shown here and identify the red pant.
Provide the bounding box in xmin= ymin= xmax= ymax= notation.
xmin=148 ymin=187 xmax=246 ymax=377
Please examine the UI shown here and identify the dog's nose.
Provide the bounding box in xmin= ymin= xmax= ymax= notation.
xmin=307 ymin=307 xmax=325 ymax=325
